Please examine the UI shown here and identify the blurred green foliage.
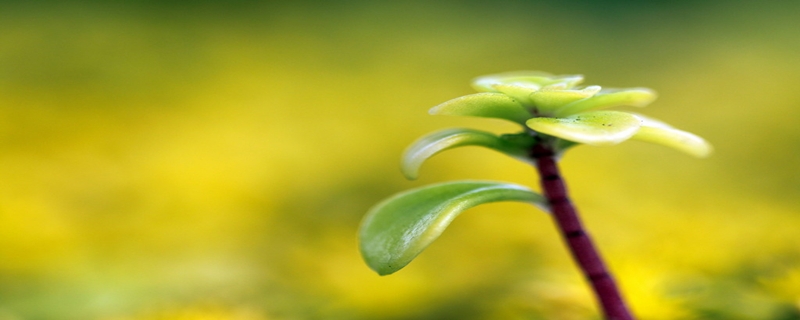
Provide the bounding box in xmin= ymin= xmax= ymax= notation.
xmin=0 ymin=1 xmax=799 ymax=319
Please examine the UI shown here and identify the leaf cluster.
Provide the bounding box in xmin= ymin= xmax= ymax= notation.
xmin=359 ymin=71 xmax=712 ymax=275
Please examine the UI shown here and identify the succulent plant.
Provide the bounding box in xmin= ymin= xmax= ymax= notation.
xmin=359 ymin=71 xmax=712 ymax=319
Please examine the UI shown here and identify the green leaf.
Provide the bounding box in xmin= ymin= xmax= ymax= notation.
xmin=471 ymin=71 xmax=584 ymax=92
xmin=529 ymin=86 xmax=601 ymax=114
xmin=630 ymin=114 xmax=713 ymax=158
xmin=359 ymin=181 xmax=546 ymax=275
xmin=471 ymin=71 xmax=556 ymax=92
xmin=553 ymin=88 xmax=657 ymax=117
xmin=526 ymin=111 xmax=641 ymax=145
xmin=491 ymin=84 xmax=538 ymax=106
xmin=401 ymin=128 xmax=534 ymax=180
xmin=545 ymin=75 xmax=585 ymax=90
xmin=429 ymin=92 xmax=532 ymax=124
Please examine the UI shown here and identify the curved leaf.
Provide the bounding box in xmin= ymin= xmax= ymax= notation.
xmin=401 ymin=128 xmax=534 ymax=180
xmin=545 ymin=75 xmax=585 ymax=90
xmin=529 ymin=86 xmax=601 ymax=114
xmin=632 ymin=126 xmax=713 ymax=158
xmin=526 ymin=111 xmax=641 ymax=145
xmin=429 ymin=93 xmax=532 ymax=124
xmin=553 ymin=88 xmax=657 ymax=117
xmin=630 ymin=112 xmax=673 ymax=129
xmin=471 ymin=71 xmax=584 ymax=92
xmin=491 ymin=84 xmax=538 ymax=106
xmin=359 ymin=181 xmax=547 ymax=275
xmin=471 ymin=71 xmax=556 ymax=92
xmin=629 ymin=114 xmax=713 ymax=158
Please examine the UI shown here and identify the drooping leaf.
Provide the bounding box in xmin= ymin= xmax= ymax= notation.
xmin=553 ymin=88 xmax=657 ymax=117
xmin=630 ymin=114 xmax=713 ymax=158
xmin=359 ymin=181 xmax=547 ymax=275
xmin=630 ymin=112 xmax=672 ymax=129
xmin=632 ymin=126 xmax=713 ymax=158
xmin=526 ymin=111 xmax=641 ymax=145
xmin=529 ymin=86 xmax=601 ymax=114
xmin=401 ymin=128 xmax=535 ymax=180
xmin=429 ymin=93 xmax=532 ymax=124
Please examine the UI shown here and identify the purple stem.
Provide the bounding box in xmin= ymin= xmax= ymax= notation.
xmin=530 ymin=143 xmax=634 ymax=320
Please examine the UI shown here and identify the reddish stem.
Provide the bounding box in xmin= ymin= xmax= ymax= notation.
xmin=530 ymin=143 xmax=634 ymax=320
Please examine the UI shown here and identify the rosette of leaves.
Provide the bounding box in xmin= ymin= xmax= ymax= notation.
xmin=360 ymin=71 xmax=711 ymax=276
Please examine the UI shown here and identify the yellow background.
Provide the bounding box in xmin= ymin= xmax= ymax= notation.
xmin=1 ymin=1 xmax=798 ymax=319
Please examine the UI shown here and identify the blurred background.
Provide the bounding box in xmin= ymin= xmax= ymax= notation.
xmin=1 ymin=1 xmax=799 ymax=319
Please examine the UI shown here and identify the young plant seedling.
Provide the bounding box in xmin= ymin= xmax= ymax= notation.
xmin=358 ymin=71 xmax=711 ymax=320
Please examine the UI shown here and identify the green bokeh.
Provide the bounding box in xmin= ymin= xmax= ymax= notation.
xmin=1 ymin=1 xmax=799 ymax=319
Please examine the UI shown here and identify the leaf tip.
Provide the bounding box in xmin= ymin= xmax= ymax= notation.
xmin=692 ymin=140 xmax=714 ymax=158
xmin=400 ymin=168 xmax=419 ymax=180
xmin=375 ymin=267 xmax=397 ymax=276
xmin=632 ymin=124 xmax=714 ymax=158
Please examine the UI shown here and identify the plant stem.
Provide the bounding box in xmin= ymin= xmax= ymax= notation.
xmin=529 ymin=143 xmax=634 ymax=320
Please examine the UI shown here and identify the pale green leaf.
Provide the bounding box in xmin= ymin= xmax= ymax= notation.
xmin=630 ymin=114 xmax=713 ymax=158
xmin=471 ymin=71 xmax=584 ymax=92
xmin=471 ymin=71 xmax=556 ymax=92
xmin=526 ymin=111 xmax=641 ymax=145
xmin=632 ymin=127 xmax=712 ymax=158
xmin=429 ymin=92 xmax=532 ymax=124
xmin=530 ymin=86 xmax=601 ymax=114
xmin=539 ymin=75 xmax=586 ymax=90
xmin=554 ymin=88 xmax=657 ymax=117
xmin=491 ymin=84 xmax=538 ymax=106
xmin=401 ymin=128 xmax=534 ymax=180
xmin=359 ymin=181 xmax=546 ymax=275
xmin=629 ymin=113 xmax=673 ymax=129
